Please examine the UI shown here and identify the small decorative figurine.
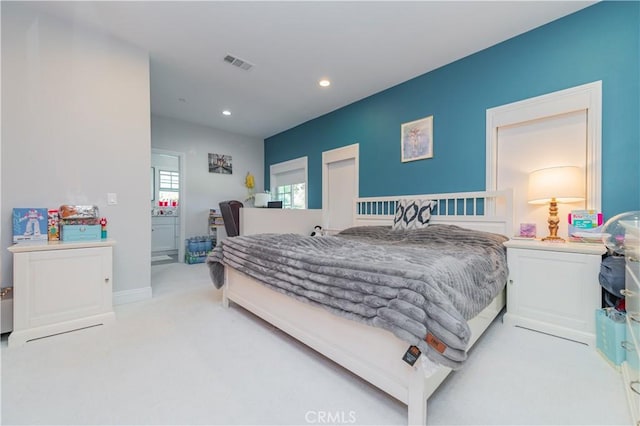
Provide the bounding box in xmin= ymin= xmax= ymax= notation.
xmin=100 ymin=217 xmax=108 ymax=239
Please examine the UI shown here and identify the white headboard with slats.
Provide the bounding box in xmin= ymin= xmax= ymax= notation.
xmin=353 ymin=189 xmax=513 ymax=236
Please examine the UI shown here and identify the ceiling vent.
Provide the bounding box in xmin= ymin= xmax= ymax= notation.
xmin=223 ymin=54 xmax=254 ymax=71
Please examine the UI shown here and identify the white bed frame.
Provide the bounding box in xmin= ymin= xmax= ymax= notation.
xmin=222 ymin=190 xmax=513 ymax=425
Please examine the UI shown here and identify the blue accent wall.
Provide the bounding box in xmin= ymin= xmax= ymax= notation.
xmin=265 ymin=2 xmax=640 ymax=218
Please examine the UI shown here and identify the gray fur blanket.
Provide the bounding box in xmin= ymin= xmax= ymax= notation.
xmin=207 ymin=224 xmax=508 ymax=369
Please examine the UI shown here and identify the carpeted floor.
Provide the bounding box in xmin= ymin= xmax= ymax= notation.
xmin=0 ymin=262 xmax=631 ymax=425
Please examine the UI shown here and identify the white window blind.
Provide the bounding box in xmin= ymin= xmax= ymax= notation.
xmin=159 ymin=170 xmax=179 ymax=190
xmin=273 ymin=168 xmax=305 ymax=187
xmin=270 ymin=156 xmax=308 ymax=188
xmin=270 ymin=156 xmax=308 ymax=209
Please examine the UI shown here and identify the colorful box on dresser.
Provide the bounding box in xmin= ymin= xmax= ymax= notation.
xmin=58 ymin=205 xmax=102 ymax=242
xmin=60 ymin=224 xmax=101 ymax=242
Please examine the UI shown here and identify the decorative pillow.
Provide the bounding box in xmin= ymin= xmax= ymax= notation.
xmin=392 ymin=199 xmax=437 ymax=230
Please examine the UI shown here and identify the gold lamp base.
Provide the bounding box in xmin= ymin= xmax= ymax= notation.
xmin=542 ymin=198 xmax=565 ymax=242
xmin=542 ymin=235 xmax=565 ymax=242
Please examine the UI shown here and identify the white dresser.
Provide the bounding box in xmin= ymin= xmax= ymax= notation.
xmin=7 ymin=239 xmax=115 ymax=347
xmin=622 ymin=252 xmax=640 ymax=425
xmin=503 ymin=239 xmax=605 ymax=345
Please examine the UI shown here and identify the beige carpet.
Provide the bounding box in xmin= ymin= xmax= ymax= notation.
xmin=1 ymin=262 xmax=631 ymax=425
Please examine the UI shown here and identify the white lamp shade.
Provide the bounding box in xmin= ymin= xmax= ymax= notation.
xmin=528 ymin=166 xmax=585 ymax=205
xmin=254 ymin=192 xmax=270 ymax=207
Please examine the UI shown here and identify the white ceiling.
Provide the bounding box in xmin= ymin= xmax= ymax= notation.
xmin=21 ymin=1 xmax=595 ymax=139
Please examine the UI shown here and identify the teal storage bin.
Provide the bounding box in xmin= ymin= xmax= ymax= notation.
xmin=61 ymin=224 xmax=101 ymax=242
xmin=595 ymin=308 xmax=626 ymax=368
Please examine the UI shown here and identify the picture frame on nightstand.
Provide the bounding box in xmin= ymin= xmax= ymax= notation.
xmin=519 ymin=223 xmax=536 ymax=238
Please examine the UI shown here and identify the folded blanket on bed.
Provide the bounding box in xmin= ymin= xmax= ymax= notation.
xmin=207 ymin=224 xmax=508 ymax=369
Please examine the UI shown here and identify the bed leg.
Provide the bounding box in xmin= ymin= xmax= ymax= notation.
xmin=222 ymin=285 xmax=230 ymax=308
xmin=221 ymin=268 xmax=230 ymax=308
xmin=407 ymin=367 xmax=428 ymax=426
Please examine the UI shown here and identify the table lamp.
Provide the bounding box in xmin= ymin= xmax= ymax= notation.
xmin=528 ymin=166 xmax=585 ymax=241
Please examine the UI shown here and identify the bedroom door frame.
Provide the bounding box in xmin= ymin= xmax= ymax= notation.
xmin=485 ymin=81 xmax=602 ymax=233
xmin=151 ymin=148 xmax=187 ymax=263
xmin=322 ymin=143 xmax=359 ymax=234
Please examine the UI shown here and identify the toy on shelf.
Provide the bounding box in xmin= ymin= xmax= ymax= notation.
xmin=100 ymin=217 xmax=108 ymax=239
xmin=13 ymin=208 xmax=48 ymax=242
xmin=48 ymin=209 xmax=60 ymax=241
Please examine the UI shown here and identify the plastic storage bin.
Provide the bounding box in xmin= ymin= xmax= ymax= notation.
xmin=595 ymin=308 xmax=626 ymax=368
xmin=185 ymin=236 xmax=215 ymax=264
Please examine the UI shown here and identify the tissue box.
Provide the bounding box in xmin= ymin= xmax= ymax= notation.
xmin=568 ymin=210 xmax=604 ymax=243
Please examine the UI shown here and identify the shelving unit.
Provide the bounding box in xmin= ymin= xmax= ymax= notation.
xmin=208 ymin=209 xmax=224 ymax=239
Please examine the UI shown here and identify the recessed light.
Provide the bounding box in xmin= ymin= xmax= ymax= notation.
xmin=222 ymin=110 xmax=231 ymax=116
xmin=319 ymin=79 xmax=331 ymax=87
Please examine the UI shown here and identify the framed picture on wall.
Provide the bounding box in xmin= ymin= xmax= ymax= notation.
xmin=401 ymin=115 xmax=433 ymax=162
xmin=209 ymin=153 xmax=233 ymax=174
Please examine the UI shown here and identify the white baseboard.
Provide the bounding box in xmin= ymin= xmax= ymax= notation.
xmin=113 ymin=286 xmax=153 ymax=305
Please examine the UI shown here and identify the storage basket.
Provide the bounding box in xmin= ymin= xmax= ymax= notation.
xmin=595 ymin=308 xmax=626 ymax=368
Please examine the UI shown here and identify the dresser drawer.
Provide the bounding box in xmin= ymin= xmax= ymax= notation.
xmin=627 ymin=319 xmax=640 ymax=372
xmin=627 ymin=259 xmax=640 ymax=352
xmin=628 ymin=257 xmax=640 ymax=291
xmin=625 ymin=319 xmax=640 ymax=426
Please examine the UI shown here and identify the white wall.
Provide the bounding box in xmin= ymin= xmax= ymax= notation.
xmin=241 ymin=208 xmax=323 ymax=236
xmin=497 ymin=110 xmax=587 ymax=238
xmin=151 ymin=115 xmax=264 ymax=238
xmin=1 ymin=5 xmax=152 ymax=297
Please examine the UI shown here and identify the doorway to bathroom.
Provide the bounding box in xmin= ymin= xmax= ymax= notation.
xmin=151 ymin=149 xmax=186 ymax=265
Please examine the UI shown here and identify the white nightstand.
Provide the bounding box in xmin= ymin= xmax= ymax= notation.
xmin=503 ymin=239 xmax=606 ymax=345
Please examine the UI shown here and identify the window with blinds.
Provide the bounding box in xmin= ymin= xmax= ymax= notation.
xmin=270 ymin=157 xmax=307 ymax=209
xmin=158 ymin=170 xmax=180 ymax=204
xmin=159 ymin=170 xmax=179 ymax=190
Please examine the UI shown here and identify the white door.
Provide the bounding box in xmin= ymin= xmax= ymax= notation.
xmin=322 ymin=144 xmax=359 ymax=234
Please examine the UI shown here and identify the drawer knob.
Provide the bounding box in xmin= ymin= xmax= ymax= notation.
xmin=630 ymin=381 xmax=640 ymax=396
xmin=105 ymin=278 xmax=110 ymax=283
